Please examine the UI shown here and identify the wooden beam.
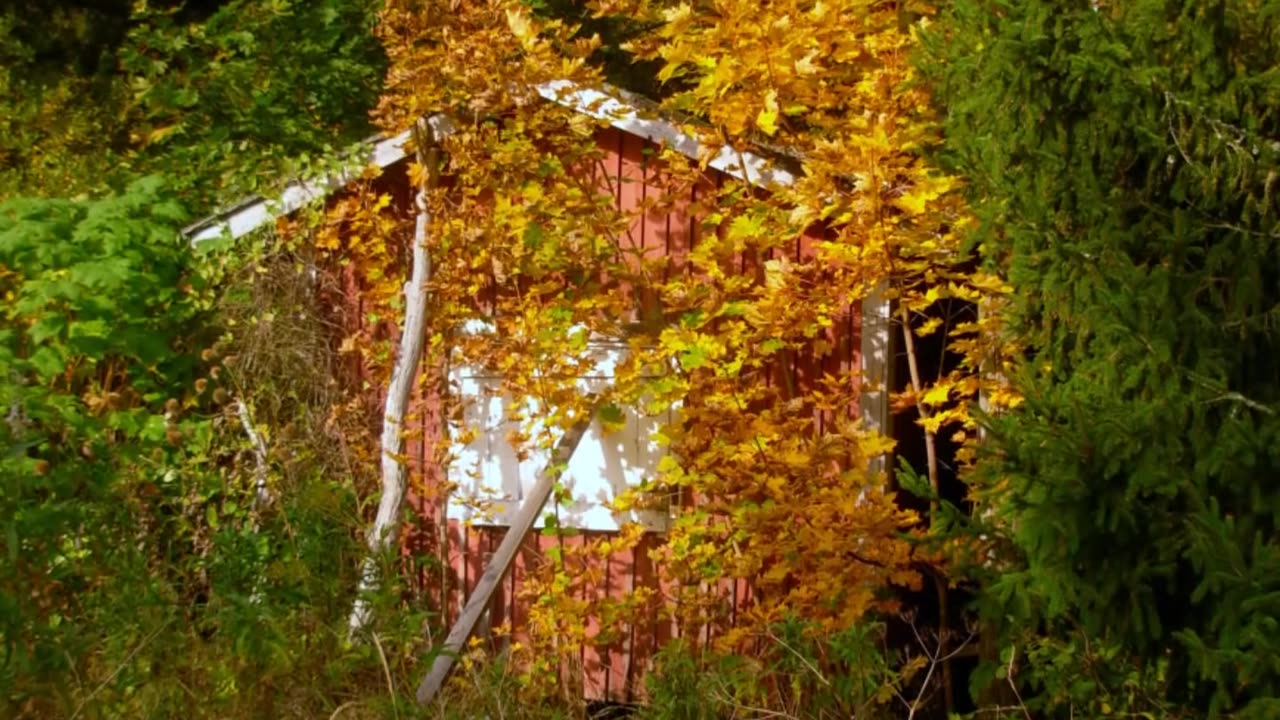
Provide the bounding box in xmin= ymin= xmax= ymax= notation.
xmin=415 ymin=399 xmax=599 ymax=706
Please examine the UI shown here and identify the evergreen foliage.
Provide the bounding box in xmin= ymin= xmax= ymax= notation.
xmin=923 ymin=1 xmax=1280 ymax=715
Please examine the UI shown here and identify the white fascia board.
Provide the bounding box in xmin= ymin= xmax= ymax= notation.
xmin=536 ymin=80 xmax=797 ymax=188
xmin=182 ymin=81 xmax=799 ymax=246
xmin=184 ymin=117 xmax=448 ymax=246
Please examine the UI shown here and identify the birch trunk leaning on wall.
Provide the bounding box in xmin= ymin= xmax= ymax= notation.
xmin=348 ymin=121 xmax=440 ymax=636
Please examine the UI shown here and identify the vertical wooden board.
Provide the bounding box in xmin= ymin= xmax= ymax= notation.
xmin=735 ymin=577 xmax=753 ymax=632
xmin=708 ymin=576 xmax=738 ymax=648
xmin=590 ymin=127 xmax=625 ymax=206
xmin=545 ymin=531 xmax=588 ymax=700
xmin=342 ymin=262 xmax=367 ymax=395
xmin=837 ymin=302 xmax=859 ymax=425
xmin=426 ymin=361 xmax=452 ymax=606
xmin=579 ymin=532 xmax=608 ymax=701
xmin=661 ymin=175 xmax=695 ymax=282
xmin=444 ymin=519 xmax=466 ymax=628
xmin=737 ymin=184 xmax=769 ymax=282
xmin=508 ymin=526 xmax=544 ymax=657
xmin=639 ymin=136 xmax=676 ymax=318
xmin=601 ymin=539 xmax=636 ymax=701
xmin=484 ymin=528 xmax=510 ymax=651
xmin=687 ymin=170 xmax=719 ymax=267
xmin=533 ymin=531 xmax=571 ymax=693
xmin=465 ymin=525 xmax=488 ymax=638
xmin=583 ymin=127 xmax=626 ymax=298
xmin=792 ymin=228 xmax=823 ymax=435
xmin=850 ymin=300 xmax=864 ymax=393
xmin=617 ymin=132 xmax=648 ymax=319
xmin=628 ymin=532 xmax=667 ymax=702
xmin=709 ymin=171 xmax=737 ymax=281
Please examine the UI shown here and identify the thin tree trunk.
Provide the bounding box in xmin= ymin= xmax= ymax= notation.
xmin=348 ymin=121 xmax=440 ymax=636
xmin=898 ymin=305 xmax=953 ymax=714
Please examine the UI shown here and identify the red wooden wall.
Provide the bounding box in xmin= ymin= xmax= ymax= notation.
xmin=329 ymin=126 xmax=866 ymax=703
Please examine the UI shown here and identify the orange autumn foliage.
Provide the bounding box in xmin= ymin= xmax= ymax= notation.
xmin=319 ymin=0 xmax=1017 ymax=693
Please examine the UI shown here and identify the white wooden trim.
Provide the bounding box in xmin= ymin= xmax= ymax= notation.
xmin=859 ymin=282 xmax=892 ymax=472
xmin=183 ymin=117 xmax=449 ymax=245
xmin=446 ymin=321 xmax=672 ymax=532
xmin=535 ymin=81 xmax=797 ymax=188
xmin=182 ymin=80 xmax=797 ymax=246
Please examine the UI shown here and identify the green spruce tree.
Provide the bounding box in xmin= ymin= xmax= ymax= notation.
xmin=922 ymin=1 xmax=1280 ymax=716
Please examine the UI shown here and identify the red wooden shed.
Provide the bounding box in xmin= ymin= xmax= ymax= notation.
xmin=184 ymin=81 xmax=894 ymax=704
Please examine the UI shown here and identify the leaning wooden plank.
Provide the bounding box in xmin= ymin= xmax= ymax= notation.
xmin=415 ymin=401 xmax=599 ymax=706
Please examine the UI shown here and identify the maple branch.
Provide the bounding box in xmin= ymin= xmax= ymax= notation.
xmin=897 ymin=304 xmax=954 ymax=715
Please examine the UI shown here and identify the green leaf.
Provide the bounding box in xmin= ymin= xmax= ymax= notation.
xmin=598 ymin=403 xmax=626 ymax=426
xmin=28 ymin=347 xmax=66 ymax=380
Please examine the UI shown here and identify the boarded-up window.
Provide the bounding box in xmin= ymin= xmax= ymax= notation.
xmin=446 ymin=334 xmax=672 ymax=532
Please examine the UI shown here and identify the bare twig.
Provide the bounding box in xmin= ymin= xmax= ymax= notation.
xmin=370 ymin=632 xmax=401 ymax=720
xmin=764 ymin=630 xmax=830 ymax=686
xmin=710 ymin=689 xmax=804 ymax=720
xmin=1207 ymin=391 xmax=1275 ymax=415
xmin=327 ymin=700 xmax=365 ymax=720
xmin=1004 ymin=645 xmax=1033 ymax=720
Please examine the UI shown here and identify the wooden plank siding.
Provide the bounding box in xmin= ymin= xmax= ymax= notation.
xmin=319 ymin=126 xmax=867 ymax=703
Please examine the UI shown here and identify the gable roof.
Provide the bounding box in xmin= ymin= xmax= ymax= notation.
xmin=182 ymin=81 xmax=796 ymax=245
xmin=180 ymin=78 xmax=890 ymax=455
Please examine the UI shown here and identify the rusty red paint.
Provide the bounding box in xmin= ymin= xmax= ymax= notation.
xmin=319 ymin=124 xmax=870 ymax=703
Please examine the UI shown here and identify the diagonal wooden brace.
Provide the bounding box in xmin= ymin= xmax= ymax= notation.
xmin=416 ymin=398 xmax=600 ymax=705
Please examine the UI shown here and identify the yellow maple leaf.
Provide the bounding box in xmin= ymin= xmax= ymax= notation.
xmin=893 ymin=174 xmax=956 ymax=215
xmin=756 ymin=89 xmax=781 ymax=136
xmin=921 ymin=383 xmax=951 ymax=406
xmin=506 ymin=7 xmax=537 ymax=50
xmin=794 ymin=50 xmax=820 ymax=76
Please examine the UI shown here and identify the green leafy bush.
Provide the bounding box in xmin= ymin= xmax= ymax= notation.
xmin=0 ymin=181 xmax=420 ymax=718
xmin=640 ymin=619 xmax=905 ymax=720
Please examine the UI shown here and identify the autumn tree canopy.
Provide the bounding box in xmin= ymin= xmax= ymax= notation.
xmin=4 ymin=0 xmax=1277 ymax=717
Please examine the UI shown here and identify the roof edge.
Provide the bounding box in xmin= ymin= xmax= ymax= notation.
xmin=185 ymin=81 xmax=793 ymax=245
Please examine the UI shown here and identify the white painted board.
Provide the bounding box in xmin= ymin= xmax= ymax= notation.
xmin=446 ymin=339 xmax=671 ymax=532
